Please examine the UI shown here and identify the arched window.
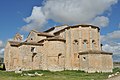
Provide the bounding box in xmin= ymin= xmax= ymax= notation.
xmin=73 ymin=40 xmax=79 ymax=53
xmin=83 ymin=40 xmax=88 ymax=50
xmin=32 ymin=53 xmax=37 ymax=62
xmin=83 ymin=57 xmax=86 ymax=61
xmin=31 ymin=38 xmax=33 ymax=40
xmin=58 ymin=53 xmax=62 ymax=59
xmin=31 ymin=47 xmax=35 ymax=52
xmin=73 ymin=40 xmax=79 ymax=45
xmin=58 ymin=53 xmax=62 ymax=64
xmin=92 ymin=40 xmax=96 ymax=49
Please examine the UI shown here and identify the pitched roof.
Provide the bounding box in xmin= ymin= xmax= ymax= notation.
xmin=44 ymin=25 xmax=68 ymax=33
xmin=54 ymin=24 xmax=100 ymax=34
xmin=9 ymin=41 xmax=43 ymax=47
xmin=38 ymin=36 xmax=66 ymax=43
xmin=79 ymin=50 xmax=112 ymax=55
xmin=31 ymin=30 xmax=54 ymax=37
xmin=9 ymin=41 xmax=20 ymax=46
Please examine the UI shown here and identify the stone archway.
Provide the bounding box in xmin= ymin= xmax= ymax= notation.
xmin=58 ymin=53 xmax=64 ymax=69
xmin=32 ymin=53 xmax=43 ymax=70
xmin=72 ymin=53 xmax=81 ymax=70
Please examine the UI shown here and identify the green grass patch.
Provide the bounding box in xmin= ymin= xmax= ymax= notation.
xmin=0 ymin=68 xmax=120 ymax=80
xmin=0 ymin=65 xmax=3 ymax=68
xmin=113 ymin=67 xmax=120 ymax=73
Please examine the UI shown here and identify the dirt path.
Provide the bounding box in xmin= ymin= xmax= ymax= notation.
xmin=106 ymin=75 xmax=120 ymax=80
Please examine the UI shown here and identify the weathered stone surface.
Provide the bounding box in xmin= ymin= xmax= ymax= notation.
xmin=4 ymin=24 xmax=113 ymax=72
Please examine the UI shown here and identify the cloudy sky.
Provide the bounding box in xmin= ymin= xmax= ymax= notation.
xmin=0 ymin=0 xmax=120 ymax=61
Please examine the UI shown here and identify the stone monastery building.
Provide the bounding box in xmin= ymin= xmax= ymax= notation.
xmin=4 ymin=24 xmax=113 ymax=73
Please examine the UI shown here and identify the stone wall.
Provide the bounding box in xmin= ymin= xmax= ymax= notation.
xmin=4 ymin=42 xmax=20 ymax=71
xmin=27 ymin=31 xmax=46 ymax=43
xmin=19 ymin=44 xmax=44 ymax=70
xmin=4 ymin=24 xmax=113 ymax=73
xmin=43 ymin=40 xmax=65 ymax=71
xmin=79 ymin=51 xmax=113 ymax=73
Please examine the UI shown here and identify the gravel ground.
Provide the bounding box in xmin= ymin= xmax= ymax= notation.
xmin=106 ymin=75 xmax=120 ymax=80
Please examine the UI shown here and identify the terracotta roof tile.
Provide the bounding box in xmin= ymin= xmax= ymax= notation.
xmin=54 ymin=24 xmax=100 ymax=34
xmin=79 ymin=50 xmax=112 ymax=55
xmin=9 ymin=41 xmax=43 ymax=47
xmin=31 ymin=30 xmax=54 ymax=37
xmin=38 ymin=36 xmax=66 ymax=43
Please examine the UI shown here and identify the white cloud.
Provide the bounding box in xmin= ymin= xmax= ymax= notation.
xmin=0 ymin=48 xmax=4 ymax=57
xmin=119 ymin=23 xmax=120 ymax=28
xmin=92 ymin=16 xmax=109 ymax=27
xmin=43 ymin=0 xmax=117 ymax=24
xmin=101 ymin=30 xmax=120 ymax=42
xmin=103 ymin=43 xmax=120 ymax=55
xmin=21 ymin=0 xmax=118 ymax=31
xmin=0 ymin=48 xmax=4 ymax=54
xmin=0 ymin=40 xmax=4 ymax=57
xmin=21 ymin=6 xmax=47 ymax=32
xmin=101 ymin=30 xmax=120 ymax=55
xmin=0 ymin=40 xmax=4 ymax=48
xmin=0 ymin=40 xmax=2 ymax=47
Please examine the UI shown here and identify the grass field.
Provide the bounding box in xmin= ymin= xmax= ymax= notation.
xmin=0 ymin=71 xmax=110 ymax=80
xmin=0 ymin=68 xmax=120 ymax=80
